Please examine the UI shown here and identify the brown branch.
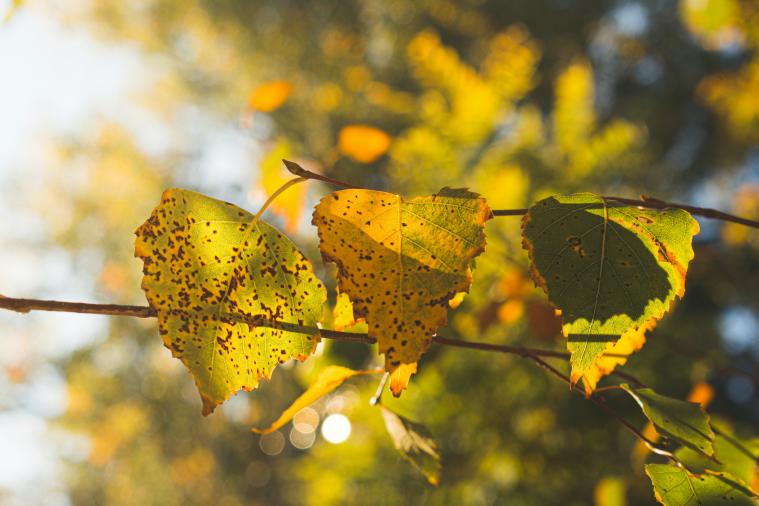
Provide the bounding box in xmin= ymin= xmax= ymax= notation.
xmin=283 ymin=160 xmax=759 ymax=229
xmin=0 ymin=296 xmax=568 ymax=359
xmin=0 ymin=296 xmax=157 ymax=318
xmin=525 ymin=353 xmax=679 ymax=460
xmin=0 ymin=294 xmax=672 ymax=455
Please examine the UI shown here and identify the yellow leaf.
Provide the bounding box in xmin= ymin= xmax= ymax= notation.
xmin=333 ymin=291 xmax=362 ymax=331
xmin=581 ymin=326 xmax=647 ymax=396
xmin=338 ymin=124 xmax=392 ymax=163
xmin=448 ymin=291 xmax=467 ymax=309
xmin=258 ymin=141 xmax=308 ymax=232
xmin=594 ymin=476 xmax=627 ymax=506
xmin=251 ymin=366 xmax=381 ymax=434
xmin=498 ymin=299 xmax=525 ymax=324
xmin=313 ymin=188 xmax=491 ymax=394
xmin=554 ymin=61 xmax=595 ymax=156
xmin=389 ymin=363 xmax=418 ymax=396
xmin=688 ymin=381 xmax=715 ymax=408
xmin=247 ymin=80 xmax=293 ymax=112
xmin=135 ymin=189 xmax=326 ymax=415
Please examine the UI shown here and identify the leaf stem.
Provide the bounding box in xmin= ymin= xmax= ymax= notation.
xmin=282 ymin=160 xmax=369 ymax=190
xmin=283 ymin=160 xmax=759 ymax=229
xmin=369 ymin=372 xmax=390 ymax=406
xmin=253 ymin=176 xmax=307 ymax=220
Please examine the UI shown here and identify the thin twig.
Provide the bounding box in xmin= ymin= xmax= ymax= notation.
xmin=283 ymin=160 xmax=759 ymax=229
xmin=0 ymin=294 xmax=673 ymax=456
xmin=609 ymin=195 xmax=759 ymax=230
xmin=282 ymin=160 xmax=370 ymax=190
xmin=0 ymin=296 xmax=568 ymax=358
xmin=0 ymin=296 xmax=157 ymax=318
xmin=369 ymin=372 xmax=390 ymax=406
xmin=525 ymin=353 xmax=679 ymax=462
xmin=610 ymin=370 xmax=648 ymax=388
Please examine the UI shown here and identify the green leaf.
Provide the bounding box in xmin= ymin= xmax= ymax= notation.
xmin=313 ymin=187 xmax=491 ymax=395
xmin=645 ymin=464 xmax=758 ymax=506
xmin=621 ymin=384 xmax=715 ymax=457
xmin=135 ymin=188 xmax=326 ymax=415
xmin=521 ymin=193 xmax=698 ymax=384
xmin=381 ymin=405 xmax=442 ymax=486
xmin=676 ymin=428 xmax=759 ymax=484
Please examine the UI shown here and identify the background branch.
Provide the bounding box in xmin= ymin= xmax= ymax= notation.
xmin=282 ymin=160 xmax=759 ymax=229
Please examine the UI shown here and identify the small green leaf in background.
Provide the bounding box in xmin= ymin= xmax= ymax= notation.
xmin=675 ymin=424 xmax=759 ymax=485
xmin=521 ymin=193 xmax=698 ymax=385
xmin=381 ymin=405 xmax=442 ymax=486
xmin=135 ymin=188 xmax=326 ymax=415
xmin=645 ymin=464 xmax=757 ymax=505
xmin=621 ymin=384 xmax=714 ymax=457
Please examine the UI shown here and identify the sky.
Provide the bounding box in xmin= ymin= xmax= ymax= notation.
xmin=0 ymin=3 xmax=152 ymax=503
xmin=0 ymin=2 xmax=272 ymax=501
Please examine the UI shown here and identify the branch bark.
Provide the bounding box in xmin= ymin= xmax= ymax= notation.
xmin=283 ymin=159 xmax=759 ymax=229
xmin=0 ymin=295 xmax=568 ymax=358
xmin=0 ymin=294 xmax=661 ymax=452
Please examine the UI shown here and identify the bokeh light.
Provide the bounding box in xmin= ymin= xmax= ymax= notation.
xmin=258 ymin=432 xmax=285 ymax=456
xmin=320 ymin=414 xmax=351 ymax=444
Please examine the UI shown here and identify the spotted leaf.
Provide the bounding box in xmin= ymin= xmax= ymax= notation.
xmin=521 ymin=193 xmax=698 ymax=384
xmin=313 ymin=188 xmax=491 ymax=394
xmin=135 ymin=189 xmax=326 ymax=415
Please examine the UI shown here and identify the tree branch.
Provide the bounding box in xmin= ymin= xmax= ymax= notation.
xmin=0 ymin=295 xmax=156 ymax=318
xmin=283 ymin=160 xmax=759 ymax=229
xmin=0 ymin=294 xmax=668 ymax=454
xmin=525 ymin=353 xmax=679 ymax=461
xmin=0 ymin=295 xmax=568 ymax=358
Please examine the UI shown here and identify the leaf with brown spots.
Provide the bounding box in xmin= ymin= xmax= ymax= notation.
xmin=135 ymin=188 xmax=326 ymax=415
xmin=313 ymin=188 xmax=491 ymax=395
xmin=521 ymin=193 xmax=698 ymax=387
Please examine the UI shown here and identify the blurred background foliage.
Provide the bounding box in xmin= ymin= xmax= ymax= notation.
xmin=2 ymin=0 xmax=759 ymax=504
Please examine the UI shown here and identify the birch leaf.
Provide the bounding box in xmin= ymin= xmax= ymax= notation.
xmin=313 ymin=188 xmax=491 ymax=394
xmin=521 ymin=193 xmax=698 ymax=384
xmin=621 ymin=384 xmax=715 ymax=457
xmin=645 ymin=465 xmax=757 ymax=506
xmin=580 ymin=326 xmax=647 ymax=395
xmin=135 ymin=188 xmax=326 ymax=415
